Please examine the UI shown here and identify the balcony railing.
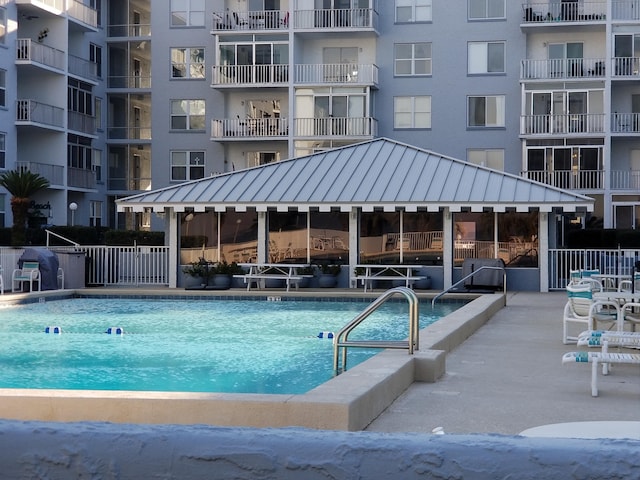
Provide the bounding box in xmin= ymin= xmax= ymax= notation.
xmin=16 ymin=161 xmax=64 ymax=187
xmin=520 ymin=113 xmax=605 ymax=135
xmin=294 ymin=8 xmax=377 ymax=30
xmin=107 ymin=75 xmax=152 ymax=88
xmin=108 ymin=24 xmax=151 ymax=37
xmin=294 ymin=63 xmax=378 ymax=85
xmin=68 ymin=0 xmax=98 ymax=28
xmin=107 ymin=126 xmax=152 ymax=140
xmin=211 ymin=64 xmax=288 ymax=86
xmin=68 ymin=54 xmax=100 ymax=81
xmin=522 ymin=2 xmax=607 ymax=23
xmin=611 ymin=170 xmax=640 ymax=189
xmin=68 ymin=167 xmax=97 ymax=190
xmin=612 ymin=113 xmax=640 ymax=133
xmin=16 ymin=0 xmax=63 ymax=11
xmin=521 ymin=169 xmax=604 ymax=190
xmin=521 ymin=58 xmax=605 ymax=80
xmin=612 ymin=57 xmax=640 ymax=76
xmin=107 ymin=177 xmax=152 ymax=191
xmin=211 ymin=118 xmax=288 ymax=139
xmin=67 ymin=111 xmax=96 ymax=135
xmin=211 ymin=10 xmax=289 ymax=31
xmin=16 ymin=39 xmax=65 ymax=71
xmin=612 ymin=1 xmax=640 ymax=21
xmin=16 ymin=99 xmax=65 ymax=129
xmin=295 ymin=117 xmax=377 ymax=137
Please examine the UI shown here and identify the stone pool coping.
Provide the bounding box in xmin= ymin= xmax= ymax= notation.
xmin=0 ymin=289 xmax=505 ymax=431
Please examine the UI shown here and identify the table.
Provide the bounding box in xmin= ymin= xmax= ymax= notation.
xmin=519 ymin=421 xmax=640 ymax=439
xmin=591 ymin=274 xmax=631 ymax=291
xmin=235 ymin=263 xmax=312 ymax=292
xmin=351 ymin=264 xmax=424 ymax=292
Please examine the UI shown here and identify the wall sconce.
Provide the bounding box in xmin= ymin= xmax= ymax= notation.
xmin=38 ymin=28 xmax=49 ymax=42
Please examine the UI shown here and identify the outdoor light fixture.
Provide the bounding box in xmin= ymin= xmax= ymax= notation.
xmin=69 ymin=202 xmax=78 ymax=226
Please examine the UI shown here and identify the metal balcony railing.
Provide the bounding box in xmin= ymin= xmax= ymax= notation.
xmin=107 ymin=126 xmax=152 ymax=140
xmin=211 ymin=10 xmax=289 ymax=31
xmin=211 ymin=118 xmax=288 ymax=139
xmin=67 ymin=111 xmax=96 ymax=135
xmin=107 ymin=177 xmax=152 ymax=191
xmin=521 ymin=169 xmax=604 ymax=190
xmin=16 ymin=161 xmax=64 ymax=186
xmin=16 ymin=39 xmax=65 ymax=71
xmin=294 ymin=63 xmax=378 ymax=85
xmin=521 ymin=58 xmax=605 ymax=80
xmin=16 ymin=99 xmax=65 ymax=129
xmin=68 ymin=54 xmax=100 ymax=81
xmin=68 ymin=167 xmax=97 ymax=190
xmin=108 ymin=24 xmax=151 ymax=37
xmin=520 ymin=113 xmax=605 ymax=135
xmin=295 ymin=117 xmax=377 ymax=137
xmin=294 ymin=7 xmax=377 ymax=30
xmin=612 ymin=113 xmax=640 ymax=133
xmin=211 ymin=64 xmax=289 ymax=86
xmin=68 ymin=0 xmax=98 ymax=28
xmin=611 ymin=170 xmax=640 ymax=190
xmin=522 ymin=2 xmax=607 ymax=23
xmin=107 ymin=75 xmax=152 ymax=89
xmin=16 ymin=0 xmax=64 ymax=11
xmin=612 ymin=1 xmax=640 ymax=20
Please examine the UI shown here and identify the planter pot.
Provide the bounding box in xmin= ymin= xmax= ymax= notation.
xmin=297 ymin=276 xmax=311 ymax=288
xmin=183 ymin=274 xmax=204 ymax=289
xmin=318 ymin=273 xmax=338 ymax=288
xmin=210 ymin=274 xmax=231 ymax=289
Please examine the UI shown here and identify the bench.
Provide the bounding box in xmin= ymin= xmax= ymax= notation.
xmin=351 ymin=275 xmax=424 ymax=292
xmin=351 ymin=264 xmax=424 ymax=292
xmin=235 ymin=263 xmax=313 ymax=292
xmin=562 ymin=351 xmax=640 ymax=396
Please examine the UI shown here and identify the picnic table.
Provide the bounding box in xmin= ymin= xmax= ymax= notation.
xmin=351 ymin=264 xmax=424 ymax=292
xmin=235 ymin=263 xmax=312 ymax=292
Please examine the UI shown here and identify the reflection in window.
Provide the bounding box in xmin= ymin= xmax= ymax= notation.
xmin=221 ymin=212 xmax=259 ymax=264
xmin=179 ymin=211 xmax=218 ymax=264
xmin=310 ymin=212 xmax=349 ymax=263
xmin=268 ymin=212 xmax=308 ymax=263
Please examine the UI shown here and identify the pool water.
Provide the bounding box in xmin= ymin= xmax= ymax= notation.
xmin=0 ymin=298 xmax=460 ymax=394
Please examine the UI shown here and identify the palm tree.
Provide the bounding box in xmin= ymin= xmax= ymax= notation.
xmin=0 ymin=170 xmax=50 ymax=246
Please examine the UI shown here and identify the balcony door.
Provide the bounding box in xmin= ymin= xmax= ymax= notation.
xmin=314 ymin=93 xmax=365 ymax=135
xmin=322 ymin=47 xmax=358 ymax=82
xmin=548 ymin=42 xmax=582 ymax=77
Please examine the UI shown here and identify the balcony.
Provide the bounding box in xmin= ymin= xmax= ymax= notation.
xmin=611 ymin=170 xmax=640 ymax=190
xmin=612 ymin=1 xmax=640 ymax=21
xmin=68 ymin=167 xmax=97 ymax=190
xmin=67 ymin=0 xmax=98 ymax=30
xmin=67 ymin=111 xmax=96 ymax=136
xmin=107 ymin=126 xmax=152 ymax=140
xmin=108 ymin=177 xmax=152 ymax=192
xmin=612 ymin=113 xmax=640 ymax=134
xmin=68 ymin=54 xmax=100 ymax=82
xmin=211 ymin=118 xmax=288 ymax=140
xmin=294 ymin=64 xmax=378 ymax=86
xmin=16 ymin=0 xmax=63 ymax=12
xmin=612 ymin=57 xmax=640 ymax=77
xmin=521 ymin=169 xmax=604 ymax=190
xmin=522 ymin=2 xmax=607 ymax=24
xmin=294 ymin=7 xmax=378 ymax=30
xmin=211 ymin=64 xmax=288 ymax=87
xmin=16 ymin=39 xmax=65 ymax=73
xmin=520 ymin=113 xmax=605 ymax=136
xmin=211 ymin=10 xmax=289 ymax=31
xmin=107 ymin=75 xmax=152 ymax=89
xmin=16 ymin=161 xmax=64 ymax=187
xmin=108 ymin=24 xmax=151 ymax=37
xmin=294 ymin=117 xmax=377 ymax=138
xmin=521 ymin=58 xmax=605 ymax=80
xmin=16 ymin=99 xmax=65 ymax=130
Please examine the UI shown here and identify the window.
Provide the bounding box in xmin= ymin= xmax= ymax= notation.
xmin=468 ymin=95 xmax=505 ymax=127
xmin=93 ymin=149 xmax=102 ymax=182
xmin=171 ymin=151 xmax=205 ymax=181
xmin=0 ymin=69 xmax=5 ymax=107
xmin=0 ymin=8 xmax=6 ymax=45
xmin=395 ymin=0 xmax=432 ymax=22
xmin=171 ymin=0 xmax=205 ymax=27
xmin=468 ymin=41 xmax=505 ymax=74
xmin=171 ymin=48 xmax=205 ymax=79
xmin=171 ymin=99 xmax=205 ymax=130
xmin=394 ymin=43 xmax=432 ymax=76
xmin=0 ymin=132 xmax=4 ymax=169
xmin=394 ymin=96 xmax=431 ymax=128
xmin=468 ymin=0 xmax=505 ymax=19
xmin=467 ymin=149 xmax=504 ymax=170
xmin=68 ymin=79 xmax=93 ymax=115
xmin=68 ymin=135 xmax=93 ymax=170
xmin=89 ymin=44 xmax=102 ymax=77
xmin=94 ymin=98 xmax=102 ymax=130
xmin=90 ymin=201 xmax=102 ymax=227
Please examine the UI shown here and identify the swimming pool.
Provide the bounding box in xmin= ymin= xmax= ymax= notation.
xmin=0 ymin=297 xmax=460 ymax=394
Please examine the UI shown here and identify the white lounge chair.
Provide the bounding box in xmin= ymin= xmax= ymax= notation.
xmin=562 ymin=351 xmax=640 ymax=396
xmin=563 ymin=282 xmax=619 ymax=344
xmin=577 ymin=329 xmax=640 ymax=374
xmin=12 ymin=261 xmax=41 ymax=292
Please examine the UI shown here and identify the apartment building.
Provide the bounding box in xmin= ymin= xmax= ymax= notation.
xmin=1 ymin=1 xmax=638 ymax=238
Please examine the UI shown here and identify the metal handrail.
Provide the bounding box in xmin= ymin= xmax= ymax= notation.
xmin=431 ymin=266 xmax=506 ymax=308
xmin=333 ymin=286 xmax=419 ymax=374
xmin=45 ymin=230 xmax=80 ymax=248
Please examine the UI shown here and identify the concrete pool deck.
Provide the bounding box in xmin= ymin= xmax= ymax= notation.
xmin=0 ymin=289 xmax=637 ymax=435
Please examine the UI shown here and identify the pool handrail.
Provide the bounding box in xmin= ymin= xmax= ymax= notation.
xmin=333 ymin=286 xmax=419 ymax=374
xmin=431 ymin=265 xmax=507 ymax=308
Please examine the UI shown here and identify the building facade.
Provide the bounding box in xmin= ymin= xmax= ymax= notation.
xmin=1 ymin=1 xmax=638 ymax=237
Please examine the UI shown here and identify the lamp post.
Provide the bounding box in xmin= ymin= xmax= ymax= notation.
xmin=68 ymin=202 xmax=78 ymax=226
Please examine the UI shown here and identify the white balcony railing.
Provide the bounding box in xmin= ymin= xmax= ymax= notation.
xmin=16 ymin=0 xmax=64 ymax=11
xmin=67 ymin=111 xmax=96 ymax=135
xmin=520 ymin=113 xmax=605 ymax=135
xmin=68 ymin=54 xmax=100 ymax=81
xmin=295 ymin=117 xmax=377 ymax=137
xmin=16 ymin=39 xmax=65 ymax=71
xmin=68 ymin=0 xmax=98 ymax=28
xmin=612 ymin=57 xmax=640 ymax=76
xmin=211 ymin=64 xmax=289 ymax=86
xmin=108 ymin=24 xmax=152 ymax=37
xmin=612 ymin=113 xmax=640 ymax=133
xmin=521 ymin=170 xmax=604 ymax=190
xmin=611 ymin=170 xmax=640 ymax=189
xmin=16 ymin=161 xmax=64 ymax=186
xmin=612 ymin=1 xmax=640 ymax=20
xmin=294 ymin=63 xmax=378 ymax=85
xmin=211 ymin=118 xmax=288 ymax=139
xmin=212 ymin=10 xmax=289 ymax=31
xmin=107 ymin=75 xmax=152 ymax=88
xmin=521 ymin=58 xmax=605 ymax=80
xmin=107 ymin=126 xmax=152 ymax=140
xmin=16 ymin=99 xmax=65 ymax=128
xmin=68 ymin=167 xmax=97 ymax=190
xmin=522 ymin=2 xmax=607 ymax=23
xmin=294 ymin=7 xmax=377 ymax=29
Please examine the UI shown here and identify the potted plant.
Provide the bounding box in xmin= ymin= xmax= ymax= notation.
xmin=211 ymin=261 xmax=233 ymax=289
xmin=182 ymin=257 xmax=213 ymax=288
xmin=316 ymin=263 xmax=342 ymax=288
xmin=297 ymin=265 xmax=315 ymax=288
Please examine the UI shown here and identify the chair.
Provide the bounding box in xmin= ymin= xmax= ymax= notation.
xmin=563 ymin=282 xmax=619 ymax=344
xmin=621 ymin=302 xmax=640 ymax=332
xmin=12 ymin=261 xmax=41 ymax=292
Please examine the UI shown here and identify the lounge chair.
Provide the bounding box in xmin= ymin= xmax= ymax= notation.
xmin=577 ymin=329 xmax=640 ymax=374
xmin=562 ymin=351 xmax=640 ymax=396
xmin=621 ymin=301 xmax=640 ymax=332
xmin=11 ymin=261 xmax=41 ymax=292
xmin=563 ymin=282 xmax=619 ymax=344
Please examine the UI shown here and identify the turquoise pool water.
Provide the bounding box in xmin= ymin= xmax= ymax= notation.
xmin=0 ymin=297 xmax=460 ymax=394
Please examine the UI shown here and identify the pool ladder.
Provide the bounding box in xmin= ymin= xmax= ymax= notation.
xmin=333 ymin=286 xmax=419 ymax=374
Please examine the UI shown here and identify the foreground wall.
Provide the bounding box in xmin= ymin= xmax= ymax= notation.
xmin=1 ymin=421 xmax=638 ymax=479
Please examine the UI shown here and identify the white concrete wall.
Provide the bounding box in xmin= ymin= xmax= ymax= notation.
xmin=1 ymin=421 xmax=638 ymax=478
